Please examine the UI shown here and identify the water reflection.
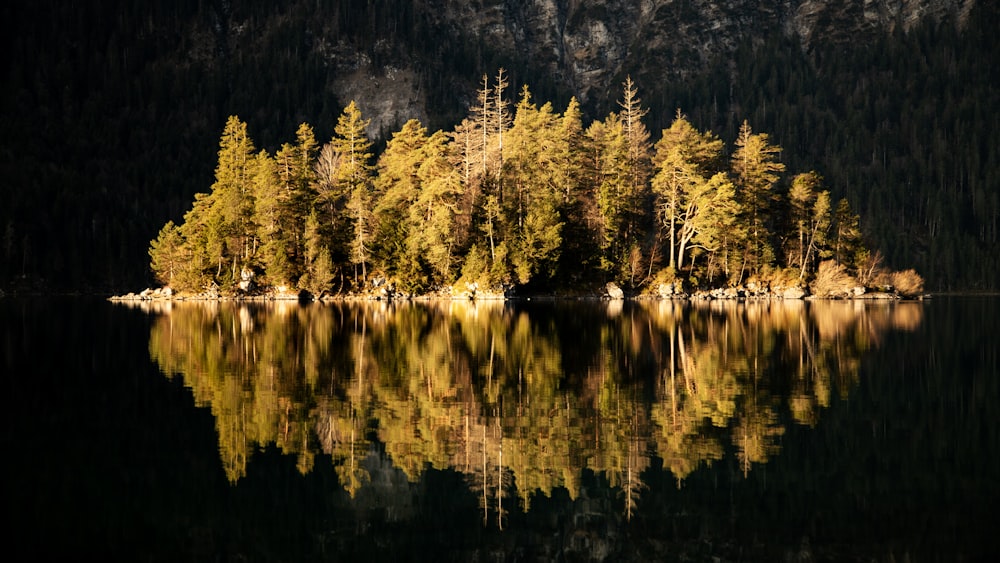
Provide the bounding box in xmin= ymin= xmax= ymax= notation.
xmin=142 ymin=298 xmax=922 ymax=525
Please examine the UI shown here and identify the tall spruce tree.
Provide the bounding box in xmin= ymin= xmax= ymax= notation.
xmin=413 ymin=130 xmax=463 ymax=284
xmin=209 ymin=116 xmax=258 ymax=281
xmin=330 ymin=101 xmax=374 ymax=285
xmin=252 ymin=150 xmax=294 ymax=285
xmin=586 ymin=113 xmax=630 ymax=281
xmin=731 ymin=120 xmax=785 ymax=280
xmin=502 ymin=86 xmax=565 ymax=284
xmin=372 ymin=119 xmax=432 ymax=286
xmin=617 ymin=77 xmax=653 ymax=285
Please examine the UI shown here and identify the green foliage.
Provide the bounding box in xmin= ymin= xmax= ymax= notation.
xmin=651 ymin=112 xmax=728 ymax=272
xmin=150 ymin=87 xmax=907 ymax=296
xmin=456 ymin=244 xmax=493 ymax=290
xmin=148 ymin=221 xmax=186 ymax=287
xmin=146 ymin=298 xmax=900 ymax=506
xmin=731 ymin=120 xmax=785 ymax=280
xmin=587 ymin=113 xmax=631 ymax=280
xmin=4 ymin=1 xmax=997 ymax=293
xmin=786 ymin=171 xmax=832 ymax=280
xmin=300 ymin=211 xmax=334 ymax=296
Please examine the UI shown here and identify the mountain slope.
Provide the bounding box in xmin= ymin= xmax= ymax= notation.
xmin=0 ymin=0 xmax=994 ymax=292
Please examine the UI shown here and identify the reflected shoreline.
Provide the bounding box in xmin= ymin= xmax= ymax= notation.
xmin=138 ymin=298 xmax=923 ymax=525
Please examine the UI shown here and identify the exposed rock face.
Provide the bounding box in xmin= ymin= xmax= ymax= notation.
xmin=463 ymin=0 xmax=973 ymax=87
xmin=788 ymin=0 xmax=976 ymax=49
xmin=208 ymin=0 xmax=972 ymax=137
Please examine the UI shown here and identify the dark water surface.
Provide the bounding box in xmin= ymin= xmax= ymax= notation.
xmin=2 ymin=296 xmax=997 ymax=562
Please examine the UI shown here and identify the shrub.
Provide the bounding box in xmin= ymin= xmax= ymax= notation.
xmin=890 ymin=269 xmax=925 ymax=297
xmin=809 ymin=260 xmax=859 ymax=298
xmin=769 ymin=266 xmax=802 ymax=290
xmin=651 ymin=266 xmax=678 ymax=285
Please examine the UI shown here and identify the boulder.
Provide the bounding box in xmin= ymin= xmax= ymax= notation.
xmin=657 ymin=281 xmax=684 ymax=298
xmin=605 ymin=282 xmax=624 ymax=299
xmin=782 ymin=286 xmax=807 ymax=300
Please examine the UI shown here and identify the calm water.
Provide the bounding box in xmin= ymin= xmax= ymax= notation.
xmin=2 ymin=296 xmax=997 ymax=562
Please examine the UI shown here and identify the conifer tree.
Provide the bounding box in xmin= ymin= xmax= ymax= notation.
xmin=833 ymin=198 xmax=864 ymax=270
xmin=300 ymin=210 xmax=334 ymax=296
xmin=557 ymin=97 xmax=587 ymax=204
xmin=687 ymin=172 xmax=741 ymax=281
xmin=617 ymin=77 xmax=653 ymax=285
xmin=312 ymin=141 xmax=349 ymax=269
xmin=372 ymin=119 xmax=432 ymax=285
xmin=651 ymin=112 xmax=725 ymax=272
xmin=252 ymin=150 xmax=294 ymax=285
xmin=148 ymin=220 xmax=186 ymax=286
xmin=493 ymin=68 xmax=511 ymax=187
xmin=330 ymin=101 xmax=374 ymax=285
xmin=732 ymin=120 xmax=785 ymax=280
xmin=174 ymin=193 xmax=218 ymax=290
xmin=787 ymin=171 xmax=832 ymax=280
xmin=202 ymin=116 xmax=259 ymax=282
xmin=502 ymin=85 xmax=564 ymax=283
xmin=153 ymin=115 xmax=259 ymax=291
xmin=413 ymin=130 xmax=463 ymax=284
xmin=586 ymin=114 xmax=630 ymax=280
xmin=472 ymin=74 xmax=492 ymax=180
xmin=449 ymin=117 xmax=481 ymax=250
xmin=619 ymin=76 xmax=652 ymax=199
xmin=553 ymin=97 xmax=599 ymax=279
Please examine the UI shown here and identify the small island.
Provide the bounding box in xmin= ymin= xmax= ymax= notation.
xmin=114 ymin=72 xmax=924 ymax=304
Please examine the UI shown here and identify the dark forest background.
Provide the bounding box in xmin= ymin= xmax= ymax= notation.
xmin=1 ymin=0 xmax=997 ymax=293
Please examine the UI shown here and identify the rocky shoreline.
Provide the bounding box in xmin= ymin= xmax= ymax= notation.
xmin=108 ymin=279 xmax=918 ymax=303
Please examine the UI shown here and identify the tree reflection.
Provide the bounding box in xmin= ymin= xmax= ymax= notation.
xmin=144 ymin=298 xmax=922 ymax=522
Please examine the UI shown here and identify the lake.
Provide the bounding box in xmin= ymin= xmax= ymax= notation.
xmin=2 ymin=296 xmax=996 ymax=562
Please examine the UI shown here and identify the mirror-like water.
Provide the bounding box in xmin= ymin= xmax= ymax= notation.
xmin=3 ymin=297 xmax=996 ymax=562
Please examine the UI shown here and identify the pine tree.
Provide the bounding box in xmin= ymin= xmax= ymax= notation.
xmin=330 ymin=101 xmax=374 ymax=286
xmin=300 ymin=210 xmax=334 ymax=296
xmin=786 ymin=171 xmax=832 ymax=280
xmin=502 ymin=86 xmax=564 ymax=284
xmin=651 ymin=112 xmax=725 ymax=272
xmin=413 ymin=130 xmax=463 ymax=284
xmin=211 ymin=116 xmax=258 ymax=276
xmin=833 ymin=198 xmax=864 ymax=271
xmin=472 ymin=74 xmax=492 ymax=180
xmin=252 ymin=150 xmax=294 ymax=285
xmin=687 ymin=172 xmax=741 ymax=282
xmin=153 ymin=116 xmax=260 ymax=292
xmin=449 ymin=117 xmax=481 ymax=250
xmin=586 ymin=114 xmax=630 ymax=280
xmin=148 ymin=221 xmax=186 ymax=286
xmin=493 ymin=68 xmax=511 ymax=187
xmin=617 ymin=76 xmax=653 ymax=285
xmin=619 ymin=76 xmax=652 ymax=200
xmin=553 ymin=96 xmax=599 ymax=281
xmin=372 ymin=118 xmax=430 ymax=280
xmin=732 ymin=120 xmax=785 ymax=280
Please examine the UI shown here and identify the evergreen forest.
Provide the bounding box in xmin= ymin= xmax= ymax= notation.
xmin=148 ymin=80 xmax=922 ymax=298
xmin=2 ymin=1 xmax=997 ymax=293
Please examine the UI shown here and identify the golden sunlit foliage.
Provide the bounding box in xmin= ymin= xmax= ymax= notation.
xmin=144 ymin=298 xmax=921 ymax=516
xmin=149 ymin=77 xmax=919 ymax=298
